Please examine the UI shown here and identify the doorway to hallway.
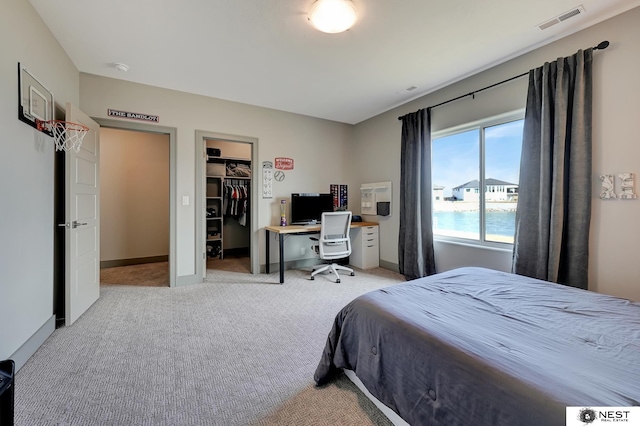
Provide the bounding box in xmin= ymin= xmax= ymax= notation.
xmin=99 ymin=127 xmax=170 ymax=287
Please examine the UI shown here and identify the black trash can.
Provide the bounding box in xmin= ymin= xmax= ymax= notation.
xmin=0 ymin=360 xmax=14 ymax=426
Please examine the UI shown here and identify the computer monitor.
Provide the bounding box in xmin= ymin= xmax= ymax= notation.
xmin=290 ymin=193 xmax=334 ymax=225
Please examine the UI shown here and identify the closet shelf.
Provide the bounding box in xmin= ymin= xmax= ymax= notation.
xmin=207 ymin=156 xmax=251 ymax=163
xmin=204 ymin=145 xmax=252 ymax=263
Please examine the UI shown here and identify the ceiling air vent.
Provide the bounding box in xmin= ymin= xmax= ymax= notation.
xmin=538 ymin=5 xmax=585 ymax=30
xmin=396 ymin=86 xmax=418 ymax=95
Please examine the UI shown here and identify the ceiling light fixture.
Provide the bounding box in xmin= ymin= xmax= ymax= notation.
xmin=113 ymin=62 xmax=129 ymax=72
xmin=309 ymin=0 xmax=357 ymax=34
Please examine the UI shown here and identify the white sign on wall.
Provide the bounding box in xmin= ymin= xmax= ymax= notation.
xmin=262 ymin=161 xmax=273 ymax=198
xmin=108 ymin=109 xmax=159 ymax=123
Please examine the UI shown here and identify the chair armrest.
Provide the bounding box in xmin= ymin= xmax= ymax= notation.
xmin=309 ymin=237 xmax=319 ymax=241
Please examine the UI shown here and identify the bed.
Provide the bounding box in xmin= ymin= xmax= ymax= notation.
xmin=314 ymin=267 xmax=640 ymax=426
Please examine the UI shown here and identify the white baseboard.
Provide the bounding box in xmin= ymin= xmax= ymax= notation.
xmin=10 ymin=315 xmax=55 ymax=371
xmin=176 ymin=273 xmax=200 ymax=287
xmin=379 ymin=259 xmax=399 ymax=272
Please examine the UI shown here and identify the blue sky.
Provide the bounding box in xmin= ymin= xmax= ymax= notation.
xmin=432 ymin=120 xmax=524 ymax=197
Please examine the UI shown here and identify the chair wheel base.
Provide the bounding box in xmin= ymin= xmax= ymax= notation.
xmin=310 ymin=276 xmax=315 ymax=280
xmin=350 ymin=272 xmax=355 ymax=276
xmin=336 ymin=279 xmax=341 ymax=283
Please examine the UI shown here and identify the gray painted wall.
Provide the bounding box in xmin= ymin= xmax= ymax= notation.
xmin=349 ymin=7 xmax=640 ymax=301
xmin=0 ymin=0 xmax=79 ymax=364
xmin=79 ymin=73 xmax=354 ymax=277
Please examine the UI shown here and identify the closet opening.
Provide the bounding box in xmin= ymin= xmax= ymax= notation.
xmin=204 ymin=138 xmax=252 ymax=274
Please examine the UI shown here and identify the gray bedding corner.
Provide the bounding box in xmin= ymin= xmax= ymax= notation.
xmin=314 ymin=267 xmax=640 ymax=426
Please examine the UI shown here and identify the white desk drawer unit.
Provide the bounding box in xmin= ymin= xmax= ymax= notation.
xmin=350 ymin=225 xmax=379 ymax=269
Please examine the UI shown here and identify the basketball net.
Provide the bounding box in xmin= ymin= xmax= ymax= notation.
xmin=37 ymin=120 xmax=89 ymax=153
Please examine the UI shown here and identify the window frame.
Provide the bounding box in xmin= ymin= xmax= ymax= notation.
xmin=431 ymin=109 xmax=525 ymax=249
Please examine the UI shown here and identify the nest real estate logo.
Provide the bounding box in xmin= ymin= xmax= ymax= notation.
xmin=567 ymin=407 xmax=640 ymax=425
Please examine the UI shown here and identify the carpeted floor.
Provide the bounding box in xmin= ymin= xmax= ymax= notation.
xmin=15 ymin=266 xmax=405 ymax=425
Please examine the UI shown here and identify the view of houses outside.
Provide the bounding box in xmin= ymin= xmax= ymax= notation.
xmin=432 ymin=119 xmax=524 ymax=243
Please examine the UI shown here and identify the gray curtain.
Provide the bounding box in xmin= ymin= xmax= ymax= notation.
xmin=398 ymin=108 xmax=436 ymax=280
xmin=512 ymin=48 xmax=593 ymax=289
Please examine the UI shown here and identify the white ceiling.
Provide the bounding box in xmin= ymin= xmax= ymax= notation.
xmin=28 ymin=0 xmax=640 ymax=124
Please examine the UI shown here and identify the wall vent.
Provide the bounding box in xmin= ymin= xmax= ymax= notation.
xmin=538 ymin=5 xmax=585 ymax=30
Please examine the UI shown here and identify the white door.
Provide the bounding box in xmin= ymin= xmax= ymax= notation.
xmin=65 ymin=103 xmax=100 ymax=326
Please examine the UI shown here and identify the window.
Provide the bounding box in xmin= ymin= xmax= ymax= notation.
xmin=431 ymin=112 xmax=524 ymax=245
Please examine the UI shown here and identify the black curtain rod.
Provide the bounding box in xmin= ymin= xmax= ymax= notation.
xmin=397 ymin=40 xmax=609 ymax=121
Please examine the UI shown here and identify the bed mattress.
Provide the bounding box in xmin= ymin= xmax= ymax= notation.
xmin=314 ymin=267 xmax=640 ymax=426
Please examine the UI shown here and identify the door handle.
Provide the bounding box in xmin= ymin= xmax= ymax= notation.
xmin=58 ymin=223 xmax=69 ymax=228
xmin=72 ymin=220 xmax=88 ymax=228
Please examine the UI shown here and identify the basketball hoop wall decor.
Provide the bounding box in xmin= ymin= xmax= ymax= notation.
xmin=18 ymin=63 xmax=54 ymax=134
xmin=37 ymin=119 xmax=89 ymax=152
xmin=18 ymin=63 xmax=89 ymax=152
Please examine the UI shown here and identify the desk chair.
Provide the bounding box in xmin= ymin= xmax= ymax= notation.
xmin=310 ymin=211 xmax=355 ymax=283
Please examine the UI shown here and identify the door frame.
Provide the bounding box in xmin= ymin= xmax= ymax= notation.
xmin=195 ymin=130 xmax=259 ymax=278
xmin=95 ymin=118 xmax=178 ymax=287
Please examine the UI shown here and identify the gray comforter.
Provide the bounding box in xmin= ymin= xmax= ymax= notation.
xmin=314 ymin=267 xmax=640 ymax=426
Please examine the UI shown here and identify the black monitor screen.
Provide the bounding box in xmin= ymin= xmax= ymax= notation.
xmin=290 ymin=193 xmax=334 ymax=225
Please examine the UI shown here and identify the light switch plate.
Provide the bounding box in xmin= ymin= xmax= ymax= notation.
xmin=182 ymin=195 xmax=190 ymax=206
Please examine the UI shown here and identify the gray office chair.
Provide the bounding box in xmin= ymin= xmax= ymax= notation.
xmin=310 ymin=211 xmax=355 ymax=283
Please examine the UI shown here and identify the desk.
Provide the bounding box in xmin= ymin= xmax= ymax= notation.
xmin=265 ymin=222 xmax=378 ymax=283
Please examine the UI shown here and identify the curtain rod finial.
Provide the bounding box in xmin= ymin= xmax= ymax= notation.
xmin=595 ymin=41 xmax=609 ymax=50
